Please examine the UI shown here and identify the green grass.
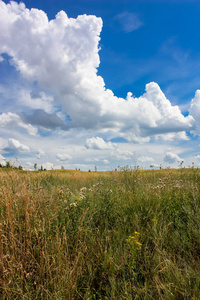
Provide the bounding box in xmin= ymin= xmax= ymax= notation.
xmin=0 ymin=168 xmax=200 ymax=299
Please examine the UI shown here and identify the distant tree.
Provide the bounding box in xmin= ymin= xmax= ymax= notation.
xmin=6 ymin=161 xmax=11 ymax=168
xmin=94 ymin=165 xmax=97 ymax=172
xmin=88 ymin=169 xmax=91 ymax=172
xmin=40 ymin=165 xmax=43 ymax=171
xmin=61 ymin=166 xmax=64 ymax=170
xmin=18 ymin=165 xmax=23 ymax=170
xmin=34 ymin=163 xmax=37 ymax=171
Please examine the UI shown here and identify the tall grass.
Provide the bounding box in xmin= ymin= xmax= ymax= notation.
xmin=0 ymin=168 xmax=200 ymax=299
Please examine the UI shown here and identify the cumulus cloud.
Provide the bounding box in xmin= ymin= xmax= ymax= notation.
xmin=4 ymin=138 xmax=30 ymax=153
xmin=0 ymin=1 xmax=195 ymax=142
xmin=85 ymin=137 xmax=115 ymax=150
xmin=189 ymin=90 xmax=200 ymax=135
xmin=56 ymin=153 xmax=72 ymax=161
xmin=19 ymin=90 xmax=55 ymax=114
xmin=0 ymin=112 xmax=38 ymax=135
xmin=163 ymin=152 xmax=183 ymax=164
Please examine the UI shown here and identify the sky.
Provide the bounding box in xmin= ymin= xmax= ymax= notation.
xmin=0 ymin=0 xmax=200 ymax=171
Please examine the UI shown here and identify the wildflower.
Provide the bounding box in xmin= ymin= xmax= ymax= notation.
xmin=153 ymin=217 xmax=158 ymax=225
xmin=70 ymin=202 xmax=78 ymax=208
xmin=126 ymin=231 xmax=142 ymax=247
xmin=76 ymin=197 xmax=82 ymax=201
xmin=136 ymin=241 xmax=142 ymax=246
xmin=80 ymin=187 xmax=87 ymax=192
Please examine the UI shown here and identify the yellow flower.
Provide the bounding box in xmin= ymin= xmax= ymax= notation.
xmin=136 ymin=241 xmax=142 ymax=246
xmin=153 ymin=218 xmax=158 ymax=225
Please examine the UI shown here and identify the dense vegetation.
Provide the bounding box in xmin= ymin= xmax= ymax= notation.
xmin=0 ymin=167 xmax=200 ymax=299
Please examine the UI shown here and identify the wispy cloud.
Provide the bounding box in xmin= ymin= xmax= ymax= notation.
xmin=114 ymin=11 xmax=143 ymax=32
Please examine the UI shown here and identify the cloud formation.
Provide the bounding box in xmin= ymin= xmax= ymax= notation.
xmin=0 ymin=112 xmax=37 ymax=135
xmin=4 ymin=138 xmax=30 ymax=153
xmin=0 ymin=154 xmax=6 ymax=166
xmin=189 ymin=90 xmax=200 ymax=135
xmin=138 ymin=156 xmax=154 ymax=163
xmin=85 ymin=137 xmax=115 ymax=150
xmin=36 ymin=149 xmax=45 ymax=159
xmin=0 ymin=0 xmax=195 ymax=143
xmin=163 ymin=152 xmax=183 ymax=164
xmin=21 ymin=110 xmax=68 ymax=130
xmin=115 ymin=11 xmax=143 ymax=32
xmin=56 ymin=153 xmax=72 ymax=161
xmin=19 ymin=90 xmax=55 ymax=114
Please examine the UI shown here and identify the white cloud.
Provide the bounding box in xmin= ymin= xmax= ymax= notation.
xmin=189 ymin=90 xmax=200 ymax=135
xmin=138 ymin=156 xmax=154 ymax=163
xmin=115 ymin=11 xmax=143 ymax=32
xmin=42 ymin=162 xmax=55 ymax=170
xmin=36 ymin=149 xmax=45 ymax=159
xmin=0 ymin=112 xmax=37 ymax=135
xmin=4 ymin=138 xmax=30 ymax=153
xmin=0 ymin=1 xmax=194 ymax=143
xmin=102 ymin=159 xmax=109 ymax=164
xmin=111 ymin=149 xmax=135 ymax=161
xmin=56 ymin=153 xmax=72 ymax=161
xmin=19 ymin=90 xmax=55 ymax=114
xmin=163 ymin=152 xmax=183 ymax=164
xmin=0 ymin=154 xmax=6 ymax=166
xmin=85 ymin=137 xmax=115 ymax=150
xmin=85 ymin=158 xmax=100 ymax=162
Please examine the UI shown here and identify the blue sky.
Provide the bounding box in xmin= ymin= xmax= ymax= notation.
xmin=0 ymin=0 xmax=200 ymax=170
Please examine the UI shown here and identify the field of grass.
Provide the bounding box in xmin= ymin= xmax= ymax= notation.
xmin=0 ymin=167 xmax=200 ymax=299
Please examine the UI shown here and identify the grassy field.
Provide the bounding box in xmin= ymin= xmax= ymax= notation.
xmin=0 ymin=167 xmax=200 ymax=299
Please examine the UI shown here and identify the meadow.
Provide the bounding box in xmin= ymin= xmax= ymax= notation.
xmin=0 ymin=167 xmax=200 ymax=299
